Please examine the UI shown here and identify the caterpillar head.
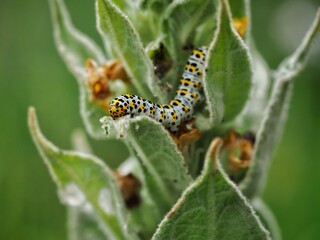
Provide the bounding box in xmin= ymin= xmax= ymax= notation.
xmin=108 ymin=96 xmax=129 ymax=119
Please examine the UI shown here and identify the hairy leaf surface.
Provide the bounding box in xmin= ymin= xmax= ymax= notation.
xmin=204 ymin=0 xmax=252 ymax=126
xmin=152 ymin=139 xmax=270 ymax=240
xmin=28 ymin=107 xmax=138 ymax=240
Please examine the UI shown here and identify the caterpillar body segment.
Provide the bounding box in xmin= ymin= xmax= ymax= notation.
xmin=109 ymin=46 xmax=208 ymax=132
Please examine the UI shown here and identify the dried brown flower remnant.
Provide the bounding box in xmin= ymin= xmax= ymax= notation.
xmin=177 ymin=128 xmax=202 ymax=151
xmin=170 ymin=120 xmax=202 ymax=150
xmin=223 ymin=129 xmax=255 ymax=175
xmin=114 ymin=170 xmax=141 ymax=208
xmin=85 ymin=59 xmax=129 ymax=110
xmin=233 ymin=17 xmax=249 ymax=37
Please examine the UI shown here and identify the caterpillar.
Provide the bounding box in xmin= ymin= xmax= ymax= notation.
xmin=109 ymin=46 xmax=208 ymax=133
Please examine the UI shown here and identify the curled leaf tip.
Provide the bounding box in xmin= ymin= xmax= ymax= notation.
xmin=28 ymin=106 xmax=36 ymax=127
xmin=206 ymin=138 xmax=223 ymax=172
xmin=28 ymin=107 xmax=41 ymax=141
xmin=28 ymin=106 xmax=59 ymax=157
xmin=210 ymin=138 xmax=223 ymax=158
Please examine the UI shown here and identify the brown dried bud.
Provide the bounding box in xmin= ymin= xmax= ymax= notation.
xmin=223 ymin=129 xmax=255 ymax=174
xmin=170 ymin=120 xmax=202 ymax=151
xmin=102 ymin=59 xmax=130 ymax=83
xmin=85 ymin=59 xmax=130 ymax=110
xmin=114 ymin=171 xmax=141 ymax=209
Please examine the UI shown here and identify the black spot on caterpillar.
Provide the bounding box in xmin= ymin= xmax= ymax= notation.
xmin=109 ymin=46 xmax=208 ymax=132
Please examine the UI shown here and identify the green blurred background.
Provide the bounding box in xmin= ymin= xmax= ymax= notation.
xmin=0 ymin=0 xmax=319 ymax=239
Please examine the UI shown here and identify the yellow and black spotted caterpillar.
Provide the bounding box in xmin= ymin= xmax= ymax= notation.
xmin=109 ymin=46 xmax=207 ymax=132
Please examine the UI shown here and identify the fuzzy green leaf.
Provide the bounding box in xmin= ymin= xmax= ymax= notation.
xmin=141 ymin=0 xmax=172 ymax=12
xmin=252 ymin=198 xmax=282 ymax=240
xmin=275 ymin=8 xmax=320 ymax=80
xmin=193 ymin=16 xmax=217 ymax=49
xmin=49 ymin=0 xmax=109 ymax=139
xmin=49 ymin=0 xmax=106 ymax=77
xmin=228 ymin=0 xmax=248 ymax=19
xmin=229 ymin=0 xmax=269 ymax=131
xmin=68 ymin=130 xmax=105 ymax=240
xmin=240 ymin=9 xmax=320 ymax=198
xmin=234 ymin=49 xmax=271 ymax=132
xmin=126 ymin=117 xmax=192 ymax=210
xmin=161 ymin=0 xmax=214 ymax=89
xmin=67 ymin=207 xmax=107 ymax=240
xmin=96 ymin=0 xmax=164 ymax=102
xmin=118 ymin=157 xmax=163 ymax=239
xmin=228 ymin=0 xmax=251 ymax=41
xmin=28 ymin=107 xmax=139 ymax=240
xmin=162 ymin=0 xmax=213 ymax=53
xmin=152 ymin=138 xmax=271 ymax=240
xmin=101 ymin=116 xmax=192 ymax=212
xmin=239 ymin=73 xmax=293 ymax=198
xmin=204 ymin=0 xmax=252 ymax=126
xmin=71 ymin=129 xmax=93 ymax=155
xmin=80 ymin=88 xmax=109 ymax=139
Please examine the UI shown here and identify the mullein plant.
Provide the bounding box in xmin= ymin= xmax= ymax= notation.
xmin=28 ymin=0 xmax=320 ymax=239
